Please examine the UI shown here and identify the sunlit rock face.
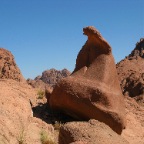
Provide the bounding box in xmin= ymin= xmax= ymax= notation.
xmin=0 ymin=48 xmax=25 ymax=82
xmin=117 ymin=38 xmax=144 ymax=98
xmin=50 ymin=26 xmax=126 ymax=134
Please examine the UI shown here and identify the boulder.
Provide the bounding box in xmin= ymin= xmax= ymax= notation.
xmin=49 ymin=26 xmax=126 ymax=134
xmin=0 ymin=48 xmax=25 ymax=82
xmin=59 ymin=120 xmax=128 ymax=144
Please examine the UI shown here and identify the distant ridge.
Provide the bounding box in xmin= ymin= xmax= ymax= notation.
xmin=27 ymin=68 xmax=71 ymax=89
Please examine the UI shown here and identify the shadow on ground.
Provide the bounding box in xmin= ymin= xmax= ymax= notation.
xmin=32 ymin=103 xmax=78 ymax=125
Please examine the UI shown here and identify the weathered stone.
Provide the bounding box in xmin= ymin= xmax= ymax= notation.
xmin=0 ymin=48 xmax=25 ymax=82
xmin=59 ymin=120 xmax=128 ymax=144
xmin=49 ymin=26 xmax=126 ymax=134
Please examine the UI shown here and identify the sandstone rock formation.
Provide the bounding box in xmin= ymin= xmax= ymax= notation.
xmin=0 ymin=48 xmax=25 ymax=82
xmin=59 ymin=120 xmax=128 ymax=144
xmin=116 ymin=38 xmax=144 ymax=98
xmin=49 ymin=26 xmax=126 ymax=134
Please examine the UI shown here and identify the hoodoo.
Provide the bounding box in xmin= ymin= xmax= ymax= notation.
xmin=49 ymin=26 xmax=126 ymax=134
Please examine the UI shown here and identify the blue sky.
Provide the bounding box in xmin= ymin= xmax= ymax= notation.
xmin=0 ymin=0 xmax=144 ymax=79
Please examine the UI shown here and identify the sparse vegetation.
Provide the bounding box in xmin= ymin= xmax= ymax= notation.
xmin=53 ymin=121 xmax=62 ymax=131
xmin=40 ymin=130 xmax=55 ymax=144
xmin=37 ymin=90 xmax=45 ymax=99
xmin=17 ymin=129 xmax=25 ymax=144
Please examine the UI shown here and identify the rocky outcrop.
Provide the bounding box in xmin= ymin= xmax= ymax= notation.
xmin=128 ymin=38 xmax=144 ymax=58
xmin=59 ymin=120 xmax=128 ymax=144
xmin=0 ymin=48 xmax=25 ymax=82
xmin=36 ymin=68 xmax=71 ymax=87
xmin=116 ymin=38 xmax=144 ymax=98
xmin=0 ymin=48 xmax=55 ymax=144
xmin=115 ymin=37 xmax=144 ymax=142
xmin=49 ymin=26 xmax=126 ymax=134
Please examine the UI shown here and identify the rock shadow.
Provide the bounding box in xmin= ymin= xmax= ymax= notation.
xmin=32 ymin=103 xmax=78 ymax=125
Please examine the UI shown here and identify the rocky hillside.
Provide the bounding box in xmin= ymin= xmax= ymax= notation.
xmin=116 ymin=38 xmax=144 ymax=98
xmin=0 ymin=48 xmax=55 ymax=144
